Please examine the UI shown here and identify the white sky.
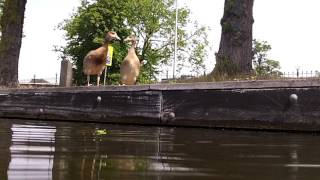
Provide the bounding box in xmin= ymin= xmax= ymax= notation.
xmin=19 ymin=0 xmax=320 ymax=81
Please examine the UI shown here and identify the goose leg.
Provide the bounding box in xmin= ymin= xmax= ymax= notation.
xmin=133 ymin=77 xmax=137 ymax=85
xmin=87 ymin=75 xmax=90 ymax=86
xmin=97 ymin=75 xmax=100 ymax=86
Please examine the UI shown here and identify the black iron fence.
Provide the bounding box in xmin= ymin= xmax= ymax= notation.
xmin=19 ymin=74 xmax=59 ymax=87
xmin=281 ymin=70 xmax=320 ymax=78
xmin=160 ymin=70 xmax=320 ymax=82
xmin=18 ymin=70 xmax=320 ymax=86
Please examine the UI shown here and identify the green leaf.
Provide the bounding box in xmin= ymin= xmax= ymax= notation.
xmin=95 ymin=129 xmax=108 ymax=135
xmin=57 ymin=0 xmax=210 ymax=85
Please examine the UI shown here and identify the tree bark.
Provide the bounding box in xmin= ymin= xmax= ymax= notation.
xmin=213 ymin=0 xmax=254 ymax=79
xmin=0 ymin=0 xmax=27 ymax=87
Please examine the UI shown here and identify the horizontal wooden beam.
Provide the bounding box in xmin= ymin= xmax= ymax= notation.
xmin=1 ymin=79 xmax=320 ymax=132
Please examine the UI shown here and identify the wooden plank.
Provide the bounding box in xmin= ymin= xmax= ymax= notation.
xmin=150 ymin=79 xmax=320 ymax=90
xmin=0 ymin=90 xmax=162 ymax=125
xmin=161 ymin=87 xmax=320 ymax=131
xmin=1 ymin=79 xmax=320 ymax=93
xmin=1 ymin=80 xmax=320 ymax=131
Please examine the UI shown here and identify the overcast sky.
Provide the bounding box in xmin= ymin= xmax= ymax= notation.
xmin=19 ymin=0 xmax=320 ymax=81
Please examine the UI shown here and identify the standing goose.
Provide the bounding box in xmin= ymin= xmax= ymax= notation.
xmin=83 ymin=31 xmax=120 ymax=86
xmin=120 ymin=35 xmax=141 ymax=85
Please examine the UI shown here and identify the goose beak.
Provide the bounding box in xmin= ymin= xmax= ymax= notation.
xmin=141 ymin=60 xmax=147 ymax=65
xmin=124 ymin=37 xmax=131 ymax=42
xmin=115 ymin=35 xmax=121 ymax=41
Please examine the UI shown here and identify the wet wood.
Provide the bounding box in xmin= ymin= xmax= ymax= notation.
xmin=1 ymin=79 xmax=320 ymax=131
xmin=0 ymin=90 xmax=161 ymax=125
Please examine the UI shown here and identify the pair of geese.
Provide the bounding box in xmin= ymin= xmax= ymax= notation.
xmin=83 ymin=31 xmax=142 ymax=86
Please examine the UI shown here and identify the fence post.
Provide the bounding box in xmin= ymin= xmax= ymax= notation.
xmin=60 ymin=58 xmax=73 ymax=87
xmin=55 ymin=73 xmax=58 ymax=85
xmin=33 ymin=74 xmax=36 ymax=84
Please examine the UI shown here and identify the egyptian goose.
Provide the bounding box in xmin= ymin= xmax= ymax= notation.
xmin=83 ymin=31 xmax=120 ymax=86
xmin=120 ymin=35 xmax=141 ymax=85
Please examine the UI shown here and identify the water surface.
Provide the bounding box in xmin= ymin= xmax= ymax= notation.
xmin=0 ymin=118 xmax=320 ymax=180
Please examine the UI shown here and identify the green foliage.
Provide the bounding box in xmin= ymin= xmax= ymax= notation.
xmin=57 ymin=0 xmax=209 ymax=85
xmin=178 ymin=24 xmax=209 ymax=75
xmin=56 ymin=0 xmax=129 ymax=85
xmin=0 ymin=0 xmax=3 ymax=16
xmin=0 ymin=0 xmax=4 ymax=36
xmin=252 ymin=39 xmax=282 ymax=78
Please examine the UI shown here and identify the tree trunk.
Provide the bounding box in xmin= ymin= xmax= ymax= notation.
xmin=0 ymin=0 xmax=27 ymax=87
xmin=213 ymin=0 xmax=254 ymax=80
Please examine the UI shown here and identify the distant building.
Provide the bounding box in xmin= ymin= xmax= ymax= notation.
xmin=180 ymin=75 xmax=195 ymax=80
xmin=29 ymin=79 xmax=50 ymax=84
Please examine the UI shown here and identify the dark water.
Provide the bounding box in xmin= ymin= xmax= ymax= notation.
xmin=0 ymin=119 xmax=320 ymax=180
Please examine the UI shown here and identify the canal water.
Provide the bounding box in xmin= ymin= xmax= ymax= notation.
xmin=0 ymin=118 xmax=320 ymax=180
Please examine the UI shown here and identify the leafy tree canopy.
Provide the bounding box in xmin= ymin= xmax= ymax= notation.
xmin=252 ymin=39 xmax=281 ymax=78
xmin=57 ymin=0 xmax=209 ymax=85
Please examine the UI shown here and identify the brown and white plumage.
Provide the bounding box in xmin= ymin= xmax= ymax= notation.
xmin=83 ymin=31 xmax=120 ymax=86
xmin=120 ymin=35 xmax=141 ymax=85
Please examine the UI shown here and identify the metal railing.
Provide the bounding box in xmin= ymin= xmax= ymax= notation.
xmin=281 ymin=70 xmax=320 ymax=79
xmin=159 ymin=70 xmax=320 ymax=82
xmin=18 ymin=70 xmax=320 ymax=87
xmin=19 ymin=74 xmax=59 ymax=87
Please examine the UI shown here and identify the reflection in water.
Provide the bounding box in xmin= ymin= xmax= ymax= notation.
xmin=8 ymin=124 xmax=56 ymax=180
xmin=0 ymin=119 xmax=320 ymax=179
xmin=0 ymin=120 xmax=11 ymax=180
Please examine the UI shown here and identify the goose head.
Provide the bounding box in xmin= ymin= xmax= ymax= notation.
xmin=105 ymin=31 xmax=121 ymax=43
xmin=124 ymin=34 xmax=137 ymax=45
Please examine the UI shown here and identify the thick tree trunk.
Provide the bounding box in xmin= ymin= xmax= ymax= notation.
xmin=213 ymin=0 xmax=254 ymax=79
xmin=0 ymin=0 xmax=27 ymax=87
